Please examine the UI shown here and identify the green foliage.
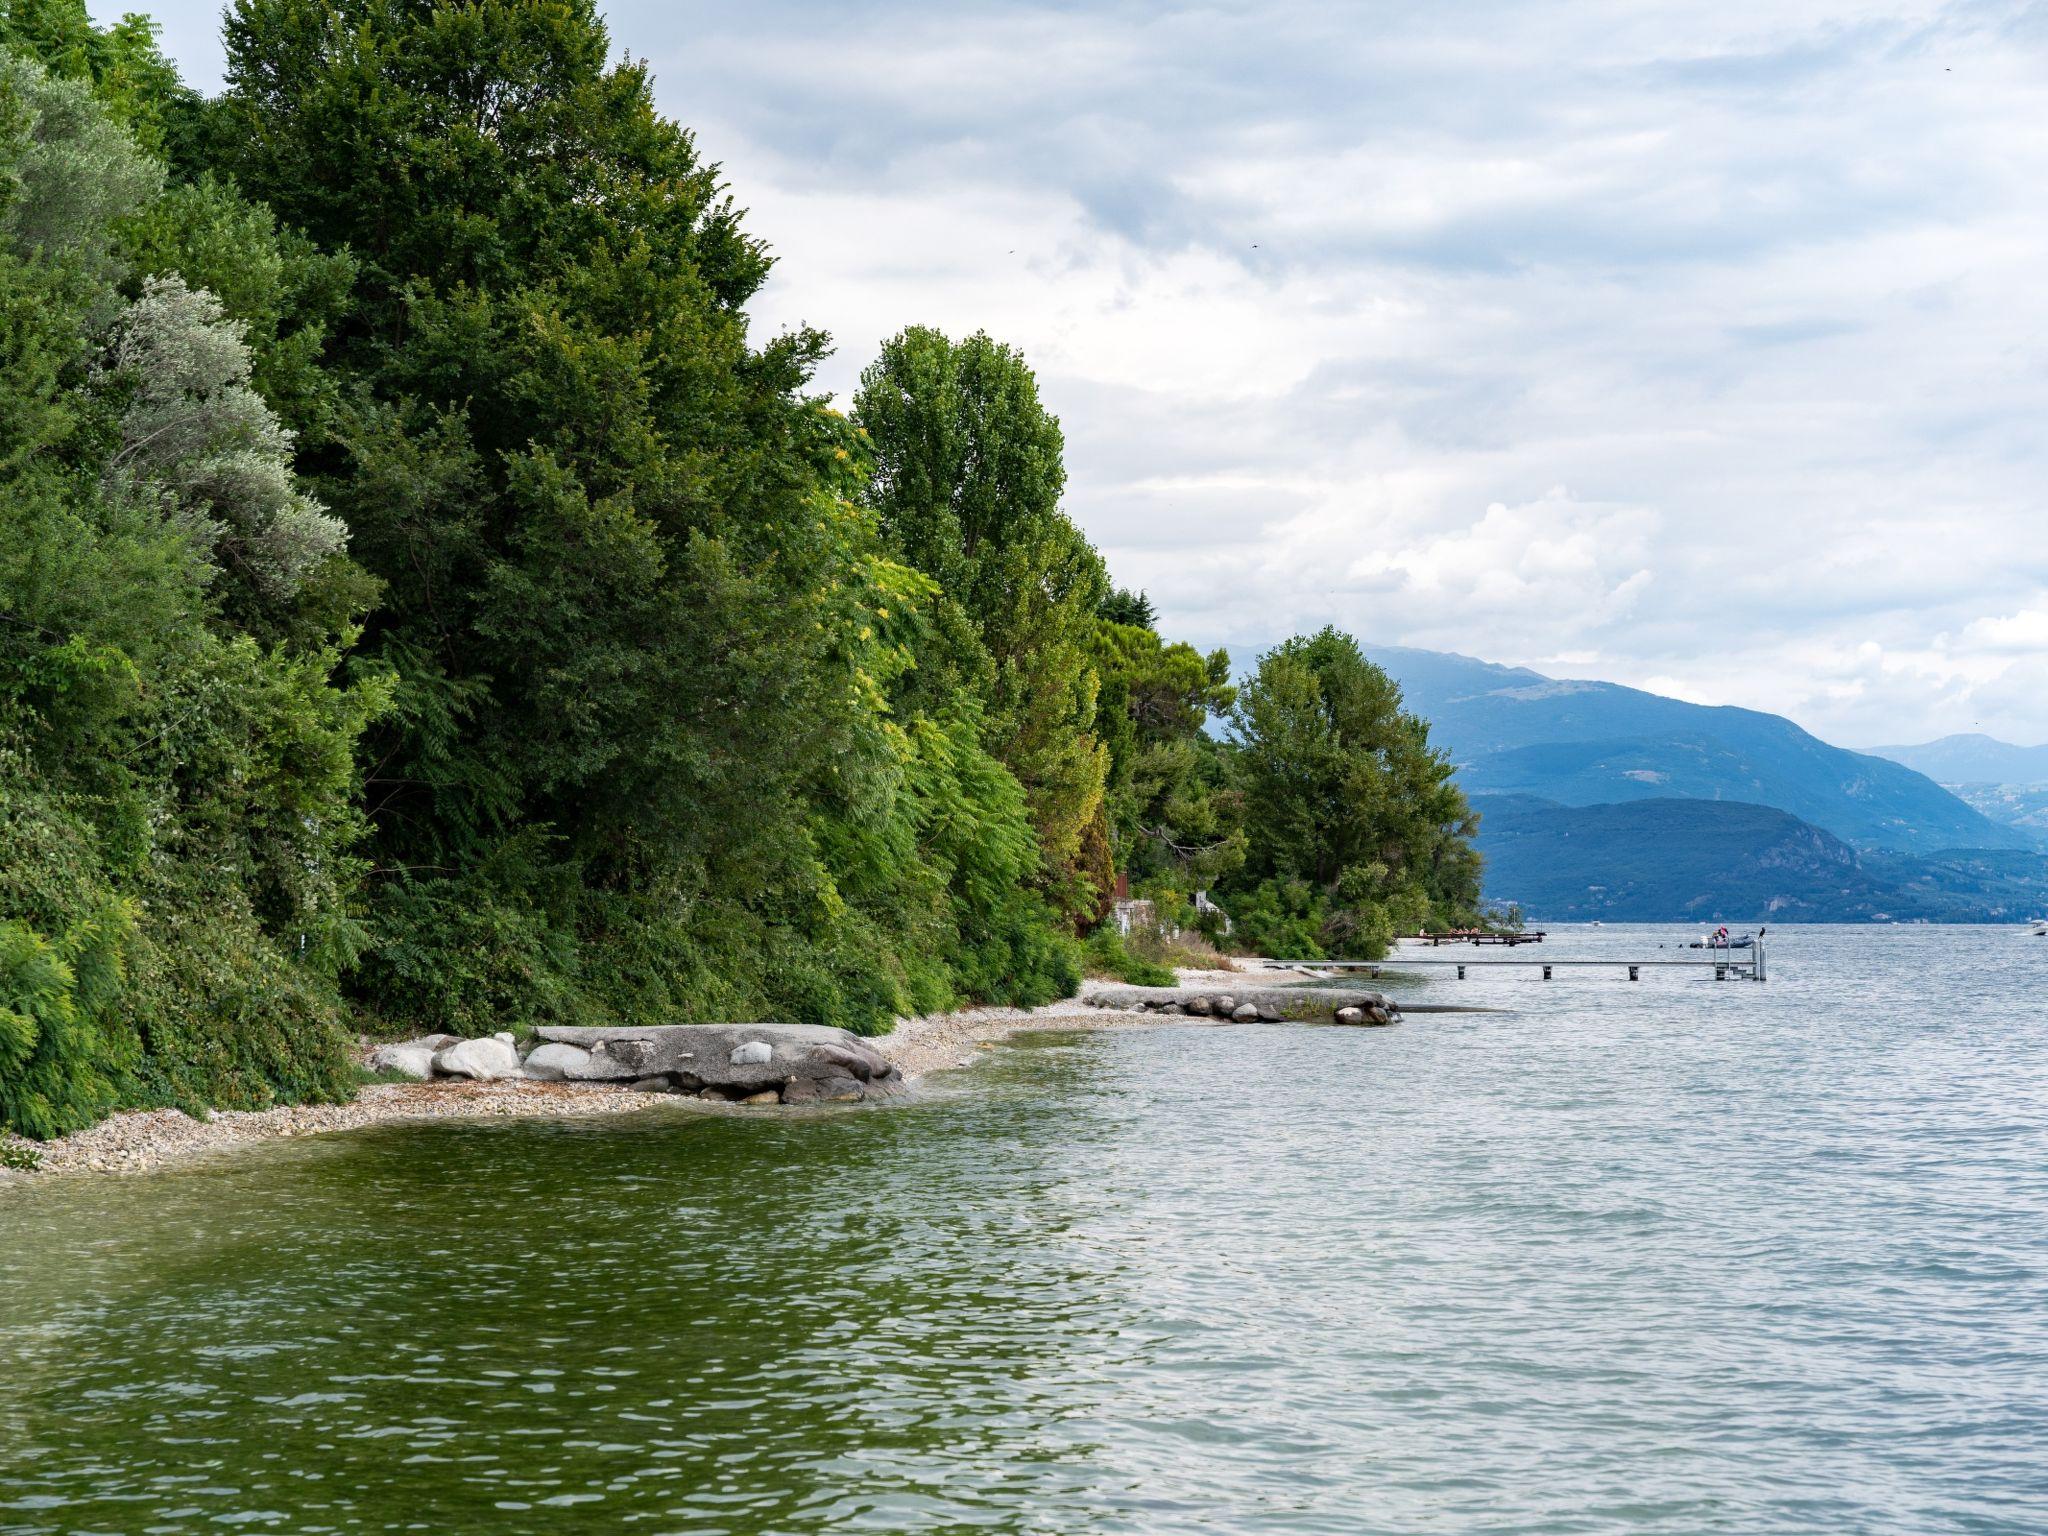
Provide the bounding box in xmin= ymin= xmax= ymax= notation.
xmin=1092 ymin=620 xmax=1242 ymax=902
xmin=0 ymin=41 xmax=373 ymax=1137
xmin=0 ymin=47 xmax=160 ymax=267
xmin=1221 ymin=628 xmax=1482 ymax=960
xmin=855 ymin=326 xmax=1111 ymax=893
xmin=0 ymin=5 xmax=1485 ymax=1136
xmin=1081 ymin=927 xmax=1176 ymax=988
xmin=1221 ymin=878 xmax=1330 ymax=962
xmin=0 ymin=0 xmax=189 ymax=156
xmin=1098 ymin=586 xmax=1156 ymax=630
xmin=207 ymin=0 xmax=1091 ymax=1042
xmin=0 ymin=906 xmax=128 ymax=1140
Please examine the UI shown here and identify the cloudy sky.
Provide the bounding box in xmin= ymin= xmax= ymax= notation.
xmin=127 ymin=0 xmax=2048 ymax=747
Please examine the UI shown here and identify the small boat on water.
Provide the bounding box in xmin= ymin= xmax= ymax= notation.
xmin=1690 ymin=925 xmax=1764 ymax=950
xmin=2030 ymin=920 xmax=2048 ymax=937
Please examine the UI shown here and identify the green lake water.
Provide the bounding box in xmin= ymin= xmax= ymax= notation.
xmin=3 ymin=925 xmax=2046 ymax=1533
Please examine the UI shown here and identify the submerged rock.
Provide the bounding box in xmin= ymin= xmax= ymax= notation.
xmin=534 ymin=1023 xmax=904 ymax=1103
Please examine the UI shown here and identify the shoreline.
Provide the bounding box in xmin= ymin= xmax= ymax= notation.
xmin=0 ymin=995 xmax=1171 ymax=1184
xmin=0 ymin=959 xmax=1306 ymax=1184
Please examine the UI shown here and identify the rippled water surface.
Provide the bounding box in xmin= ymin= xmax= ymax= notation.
xmin=5 ymin=925 xmax=2048 ymax=1534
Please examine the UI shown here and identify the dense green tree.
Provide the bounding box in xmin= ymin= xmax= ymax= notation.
xmin=1223 ymin=628 xmax=1480 ymax=959
xmin=854 ymin=326 xmax=1110 ymax=903
xmin=0 ymin=0 xmax=188 ymax=156
xmin=1092 ymin=619 xmax=1242 ymax=903
xmin=0 ymin=44 xmax=378 ymax=1137
xmin=1098 ymin=586 xmax=1157 ymax=630
xmin=206 ymin=0 xmax=1082 ymax=1033
xmin=2 ymin=1 xmax=1489 ymax=1134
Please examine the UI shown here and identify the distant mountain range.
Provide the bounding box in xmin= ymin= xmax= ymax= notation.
xmin=1330 ymin=644 xmax=2048 ymax=922
xmin=1866 ymin=733 xmax=2048 ymax=786
xmin=1366 ymin=646 xmax=2033 ymax=854
xmin=1861 ymin=734 xmax=2048 ymax=840
xmin=1472 ymin=794 xmax=2048 ymax=923
xmin=1942 ymin=784 xmax=2048 ymax=840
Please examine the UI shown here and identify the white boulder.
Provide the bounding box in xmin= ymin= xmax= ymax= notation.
xmin=366 ymin=1043 xmax=438 ymax=1080
xmin=433 ymin=1037 xmax=524 ymax=1081
xmin=730 ymin=1040 xmax=773 ymax=1066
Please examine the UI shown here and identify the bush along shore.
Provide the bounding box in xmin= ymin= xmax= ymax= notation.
xmin=1 ymin=0 xmax=1485 ymax=1145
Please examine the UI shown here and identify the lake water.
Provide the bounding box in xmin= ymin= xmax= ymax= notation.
xmin=4 ymin=925 xmax=2046 ymax=1534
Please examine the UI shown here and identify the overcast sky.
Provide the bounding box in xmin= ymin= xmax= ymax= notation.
xmin=121 ymin=1 xmax=2048 ymax=747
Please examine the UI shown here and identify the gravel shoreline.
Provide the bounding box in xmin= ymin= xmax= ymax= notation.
xmin=0 ymin=995 xmax=1168 ymax=1184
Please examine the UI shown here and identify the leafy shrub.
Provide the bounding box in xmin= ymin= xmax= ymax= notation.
xmin=1081 ymin=927 xmax=1176 ymax=988
xmin=1221 ymin=879 xmax=1328 ymax=962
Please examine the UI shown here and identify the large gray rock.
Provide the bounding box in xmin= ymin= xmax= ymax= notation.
xmin=366 ymin=1042 xmax=439 ymax=1080
xmin=433 ymin=1036 xmax=524 ymax=1080
xmin=534 ymin=1023 xmax=903 ymax=1102
xmin=521 ymin=1041 xmax=592 ymax=1081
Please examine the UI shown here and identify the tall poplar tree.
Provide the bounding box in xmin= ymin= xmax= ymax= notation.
xmin=854 ymin=327 xmax=1111 ymax=913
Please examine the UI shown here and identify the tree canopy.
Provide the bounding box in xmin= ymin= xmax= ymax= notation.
xmin=1223 ymin=629 xmax=1481 ymax=959
xmin=0 ymin=0 xmax=1483 ymax=1137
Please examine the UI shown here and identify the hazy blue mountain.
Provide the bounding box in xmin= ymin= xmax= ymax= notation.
xmin=1366 ymin=645 xmax=2032 ymax=853
xmin=1865 ymin=733 xmax=2048 ymax=786
xmin=1947 ymin=783 xmax=2048 ymax=839
xmin=1473 ymin=795 xmax=2048 ymax=923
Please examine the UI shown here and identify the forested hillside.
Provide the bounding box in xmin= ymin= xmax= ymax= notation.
xmin=1474 ymin=795 xmax=2048 ymax=922
xmin=0 ymin=0 xmax=1481 ymax=1137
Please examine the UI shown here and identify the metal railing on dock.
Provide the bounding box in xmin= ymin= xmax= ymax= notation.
xmin=1269 ymin=937 xmax=1767 ymax=983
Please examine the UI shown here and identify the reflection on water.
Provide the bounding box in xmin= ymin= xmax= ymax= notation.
xmin=4 ymin=925 xmax=2047 ymax=1534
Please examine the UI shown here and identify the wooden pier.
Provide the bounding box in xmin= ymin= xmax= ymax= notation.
xmin=1270 ymin=937 xmax=1767 ymax=983
xmin=1413 ymin=930 xmax=1547 ymax=947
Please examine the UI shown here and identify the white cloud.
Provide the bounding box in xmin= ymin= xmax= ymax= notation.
xmin=1959 ymin=607 xmax=2048 ymax=655
xmin=126 ymin=0 xmax=2048 ymax=743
